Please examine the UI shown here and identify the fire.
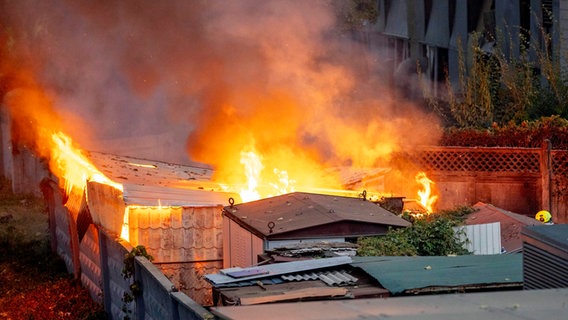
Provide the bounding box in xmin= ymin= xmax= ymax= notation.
xmin=50 ymin=132 xmax=123 ymax=194
xmin=415 ymin=171 xmax=437 ymax=213
xmin=237 ymin=145 xmax=296 ymax=202
xmin=239 ymin=147 xmax=264 ymax=202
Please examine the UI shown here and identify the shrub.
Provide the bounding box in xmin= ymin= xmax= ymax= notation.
xmin=357 ymin=207 xmax=472 ymax=256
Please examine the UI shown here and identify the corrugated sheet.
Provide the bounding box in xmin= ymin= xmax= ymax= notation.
xmin=351 ymin=255 xmax=523 ymax=295
xmin=123 ymin=183 xmax=235 ymax=207
xmin=205 ymin=256 xmax=352 ymax=286
xmin=223 ymin=192 xmax=410 ymax=238
xmin=281 ymin=270 xmax=357 ymax=286
xmin=522 ymin=224 xmax=568 ymax=290
xmin=87 ymin=151 xmax=214 ymax=186
xmin=455 ymin=222 xmax=502 ymax=255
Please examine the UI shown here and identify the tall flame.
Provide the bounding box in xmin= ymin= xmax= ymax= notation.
xmin=239 ymin=147 xmax=264 ymax=202
xmin=415 ymin=171 xmax=437 ymax=213
xmin=237 ymin=145 xmax=296 ymax=202
xmin=50 ymin=132 xmax=123 ymax=193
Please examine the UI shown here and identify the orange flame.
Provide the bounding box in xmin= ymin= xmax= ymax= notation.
xmin=49 ymin=132 xmax=123 ymax=194
xmin=415 ymin=171 xmax=437 ymax=213
xmin=237 ymin=145 xmax=296 ymax=202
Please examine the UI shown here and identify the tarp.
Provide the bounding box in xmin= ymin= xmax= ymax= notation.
xmin=351 ymin=254 xmax=522 ymax=295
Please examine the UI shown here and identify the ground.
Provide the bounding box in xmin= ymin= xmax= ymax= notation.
xmin=0 ymin=178 xmax=107 ymax=320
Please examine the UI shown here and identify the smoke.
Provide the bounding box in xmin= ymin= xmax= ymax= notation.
xmin=0 ymin=1 xmax=441 ymax=182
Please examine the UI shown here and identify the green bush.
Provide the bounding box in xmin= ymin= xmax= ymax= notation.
xmin=357 ymin=207 xmax=472 ymax=256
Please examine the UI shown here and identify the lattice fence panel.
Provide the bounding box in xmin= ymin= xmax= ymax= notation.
xmin=552 ymin=151 xmax=568 ymax=177
xmin=412 ymin=148 xmax=541 ymax=173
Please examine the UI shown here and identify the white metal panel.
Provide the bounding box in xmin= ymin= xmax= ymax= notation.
xmin=456 ymin=222 xmax=502 ymax=255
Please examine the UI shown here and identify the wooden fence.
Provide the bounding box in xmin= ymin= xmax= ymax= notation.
xmin=395 ymin=141 xmax=568 ymax=223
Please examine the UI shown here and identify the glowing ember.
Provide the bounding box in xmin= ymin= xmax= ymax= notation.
xmin=415 ymin=171 xmax=438 ymax=213
xmin=50 ymin=132 xmax=123 ymax=194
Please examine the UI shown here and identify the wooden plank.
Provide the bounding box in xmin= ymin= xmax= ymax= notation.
xmin=239 ymin=287 xmax=349 ymax=305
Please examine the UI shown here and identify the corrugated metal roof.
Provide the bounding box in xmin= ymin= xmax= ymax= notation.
xmin=211 ymin=288 xmax=568 ymax=320
xmin=351 ymin=254 xmax=523 ymax=295
xmin=85 ymin=151 xmax=237 ymax=207
xmin=223 ymin=192 xmax=410 ymax=238
xmin=87 ymin=151 xmax=218 ymax=189
xmin=205 ymin=256 xmax=352 ymax=287
xmin=123 ymin=183 xmax=234 ymax=207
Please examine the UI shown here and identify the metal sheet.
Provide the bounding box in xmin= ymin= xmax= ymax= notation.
xmin=123 ymin=183 xmax=234 ymax=207
xmin=211 ymin=288 xmax=568 ymax=320
xmin=205 ymin=256 xmax=352 ymax=286
xmin=351 ymin=254 xmax=522 ymax=295
xmin=456 ymin=222 xmax=502 ymax=255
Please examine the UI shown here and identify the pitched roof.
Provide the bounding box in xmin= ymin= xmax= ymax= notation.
xmin=223 ymin=192 xmax=410 ymax=238
xmin=466 ymin=202 xmax=542 ymax=252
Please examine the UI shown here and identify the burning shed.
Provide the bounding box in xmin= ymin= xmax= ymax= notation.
xmin=222 ymin=192 xmax=411 ymax=268
xmin=39 ymin=147 xmax=238 ymax=306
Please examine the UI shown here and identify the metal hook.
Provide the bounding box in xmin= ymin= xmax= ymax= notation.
xmin=361 ymin=190 xmax=367 ymax=201
xmin=228 ymin=197 xmax=235 ymax=207
xmin=268 ymin=221 xmax=275 ymax=234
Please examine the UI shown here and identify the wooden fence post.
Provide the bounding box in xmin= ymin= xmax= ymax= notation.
xmin=541 ymin=139 xmax=552 ymax=217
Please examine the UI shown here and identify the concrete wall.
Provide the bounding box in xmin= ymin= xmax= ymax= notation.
xmin=40 ymin=178 xmax=215 ymax=319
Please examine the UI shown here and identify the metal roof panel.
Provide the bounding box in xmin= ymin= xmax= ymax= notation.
xmin=351 ymin=254 xmax=523 ymax=295
xmin=205 ymin=256 xmax=352 ymax=286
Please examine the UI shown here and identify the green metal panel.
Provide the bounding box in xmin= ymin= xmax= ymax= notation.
xmin=351 ymin=254 xmax=523 ymax=295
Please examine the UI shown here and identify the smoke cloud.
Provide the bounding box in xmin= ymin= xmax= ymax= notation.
xmin=0 ymin=1 xmax=441 ymax=186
